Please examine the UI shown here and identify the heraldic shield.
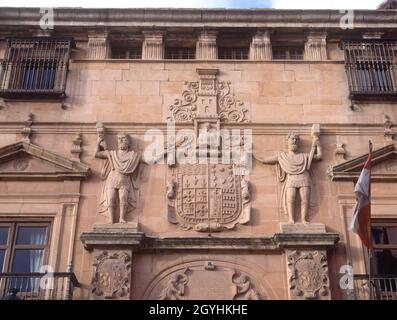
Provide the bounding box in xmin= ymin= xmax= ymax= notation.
xmin=167 ymin=163 xmax=251 ymax=232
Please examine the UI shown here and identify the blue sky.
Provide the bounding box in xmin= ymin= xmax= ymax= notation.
xmin=0 ymin=0 xmax=383 ymax=9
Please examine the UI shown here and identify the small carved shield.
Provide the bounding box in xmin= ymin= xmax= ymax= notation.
xmin=92 ymin=251 xmax=131 ymax=299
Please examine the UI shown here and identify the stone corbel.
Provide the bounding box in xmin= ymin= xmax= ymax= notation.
xmin=249 ymin=30 xmax=272 ymax=61
xmin=142 ymin=30 xmax=165 ymax=60
xmin=304 ymin=32 xmax=327 ymax=61
xmin=87 ymin=31 xmax=110 ymax=59
xmin=196 ymin=30 xmax=218 ymax=60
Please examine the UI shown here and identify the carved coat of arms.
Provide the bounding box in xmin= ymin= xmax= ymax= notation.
xmin=92 ymin=251 xmax=131 ymax=299
xmin=168 ymin=163 xmax=250 ymax=232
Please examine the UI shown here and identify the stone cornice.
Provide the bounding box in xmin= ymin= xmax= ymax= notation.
xmin=80 ymin=231 xmax=340 ymax=251
xmin=0 ymin=8 xmax=396 ymax=30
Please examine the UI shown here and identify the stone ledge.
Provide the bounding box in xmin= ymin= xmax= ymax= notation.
xmin=80 ymin=229 xmax=339 ymax=251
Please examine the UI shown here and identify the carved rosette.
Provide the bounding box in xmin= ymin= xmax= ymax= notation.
xmin=167 ymin=69 xmax=249 ymax=123
xmin=92 ymin=251 xmax=132 ymax=300
xmin=287 ymin=250 xmax=330 ymax=300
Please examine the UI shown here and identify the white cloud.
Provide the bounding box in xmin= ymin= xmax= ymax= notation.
xmin=272 ymin=0 xmax=381 ymax=9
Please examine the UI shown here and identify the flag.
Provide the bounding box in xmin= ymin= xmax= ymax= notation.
xmin=349 ymin=142 xmax=372 ymax=248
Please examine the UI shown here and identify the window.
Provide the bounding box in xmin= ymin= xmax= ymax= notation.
xmin=342 ymin=40 xmax=397 ymax=98
xmin=273 ymin=46 xmax=304 ymax=60
xmin=218 ymin=47 xmax=249 ymax=60
xmin=0 ymin=221 xmax=51 ymax=274
xmin=165 ymin=47 xmax=195 ymax=60
xmin=0 ymin=38 xmax=73 ymax=98
xmin=372 ymin=220 xmax=397 ymax=276
xmin=111 ymin=47 xmax=142 ymax=59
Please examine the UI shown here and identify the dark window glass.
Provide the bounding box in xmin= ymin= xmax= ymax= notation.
xmin=11 ymin=249 xmax=44 ymax=272
xmin=373 ymin=227 xmax=397 ymax=245
xmin=218 ymin=47 xmax=249 ymax=60
xmin=0 ymin=227 xmax=9 ymax=245
xmin=0 ymin=249 xmax=5 ymax=272
xmin=165 ymin=47 xmax=195 ymax=59
xmin=273 ymin=47 xmax=304 ymax=60
xmin=111 ymin=47 xmax=142 ymax=59
xmin=16 ymin=227 xmax=47 ymax=245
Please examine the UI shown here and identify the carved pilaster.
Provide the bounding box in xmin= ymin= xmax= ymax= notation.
xmin=304 ymin=32 xmax=327 ymax=61
xmin=196 ymin=31 xmax=217 ymax=60
xmin=87 ymin=32 xmax=110 ymax=59
xmin=287 ymin=250 xmax=331 ymax=300
xmin=249 ymin=31 xmax=272 ymax=61
xmin=142 ymin=31 xmax=165 ymax=60
xmin=91 ymin=250 xmax=132 ymax=300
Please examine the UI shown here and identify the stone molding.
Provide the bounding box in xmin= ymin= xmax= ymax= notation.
xmin=1 ymin=8 xmax=396 ymax=30
xmin=81 ymin=230 xmax=339 ymax=251
xmin=0 ymin=141 xmax=91 ymax=180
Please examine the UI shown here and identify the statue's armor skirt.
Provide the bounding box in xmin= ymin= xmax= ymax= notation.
xmin=286 ymin=172 xmax=310 ymax=188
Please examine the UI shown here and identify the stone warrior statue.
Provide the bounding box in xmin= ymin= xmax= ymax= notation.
xmin=255 ymin=126 xmax=322 ymax=224
xmin=95 ymin=132 xmax=143 ymax=224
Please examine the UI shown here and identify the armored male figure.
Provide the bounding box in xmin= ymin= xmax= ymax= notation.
xmin=256 ymin=129 xmax=322 ymax=224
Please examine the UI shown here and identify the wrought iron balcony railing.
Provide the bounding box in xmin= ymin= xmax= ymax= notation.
xmin=0 ymin=38 xmax=74 ymax=99
xmin=354 ymin=275 xmax=397 ymax=300
xmin=0 ymin=272 xmax=79 ymax=300
xmin=341 ymin=40 xmax=397 ymax=100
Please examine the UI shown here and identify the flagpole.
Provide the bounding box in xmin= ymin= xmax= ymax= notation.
xmin=368 ymin=140 xmax=373 ymax=300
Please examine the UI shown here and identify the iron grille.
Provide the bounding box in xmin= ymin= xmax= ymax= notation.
xmin=0 ymin=38 xmax=73 ymax=98
xmin=342 ymin=40 xmax=397 ymax=99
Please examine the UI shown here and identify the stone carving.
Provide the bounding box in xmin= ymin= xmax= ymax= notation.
xmin=249 ymin=30 xmax=272 ymax=61
xmin=168 ymin=68 xmax=249 ymax=123
xmin=287 ymin=250 xmax=330 ymax=300
xmin=21 ymin=113 xmax=34 ymax=143
xmin=167 ymin=163 xmax=251 ymax=232
xmin=142 ymin=31 xmax=165 ymax=60
xmin=95 ymin=123 xmax=167 ymax=224
xmin=304 ymin=32 xmax=327 ymax=61
xmin=92 ymin=251 xmax=131 ymax=299
xmin=383 ymin=115 xmax=395 ymax=144
xmin=158 ymin=269 xmax=189 ymax=300
xmin=148 ymin=262 xmax=265 ymax=300
xmin=255 ymin=125 xmax=322 ymax=224
xmin=196 ymin=31 xmax=217 ymax=60
xmin=13 ymin=158 xmax=29 ymax=171
xmin=71 ymin=133 xmax=83 ymax=160
xmin=87 ymin=32 xmax=110 ymax=59
xmin=233 ymin=272 xmax=261 ymax=300
xmin=334 ymin=143 xmax=346 ymax=163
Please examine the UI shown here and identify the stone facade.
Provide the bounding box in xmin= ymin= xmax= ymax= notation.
xmin=0 ymin=7 xmax=396 ymax=300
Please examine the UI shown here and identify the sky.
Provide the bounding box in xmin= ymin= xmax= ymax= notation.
xmin=0 ymin=0 xmax=384 ymax=9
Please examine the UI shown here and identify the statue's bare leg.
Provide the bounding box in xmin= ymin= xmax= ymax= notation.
xmin=286 ymin=187 xmax=297 ymax=223
xmin=299 ymin=186 xmax=311 ymax=224
xmin=119 ymin=188 xmax=129 ymax=223
xmin=107 ymin=188 xmax=118 ymax=224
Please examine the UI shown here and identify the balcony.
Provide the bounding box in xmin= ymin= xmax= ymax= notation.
xmin=354 ymin=275 xmax=397 ymax=300
xmin=0 ymin=272 xmax=79 ymax=300
xmin=341 ymin=40 xmax=397 ymax=100
xmin=0 ymin=38 xmax=74 ymax=99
